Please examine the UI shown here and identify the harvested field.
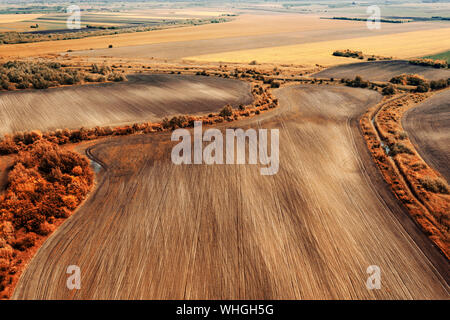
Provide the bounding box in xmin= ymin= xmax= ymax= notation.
xmin=13 ymin=85 xmax=449 ymax=299
xmin=187 ymin=28 xmax=450 ymax=66
xmin=314 ymin=60 xmax=450 ymax=82
xmin=0 ymin=14 xmax=448 ymax=60
xmin=0 ymin=74 xmax=252 ymax=136
xmin=68 ymin=20 xmax=447 ymax=61
xmin=403 ymin=89 xmax=450 ymax=182
xmin=0 ymin=14 xmax=44 ymax=24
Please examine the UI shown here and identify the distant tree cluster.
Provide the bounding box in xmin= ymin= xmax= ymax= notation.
xmin=0 ymin=60 xmax=82 ymax=90
xmin=333 ymin=49 xmax=364 ymax=59
xmin=0 ymin=61 xmax=126 ymax=91
xmin=0 ymin=18 xmax=230 ymax=45
xmin=344 ymin=75 xmax=369 ymax=88
xmin=409 ymin=58 xmax=448 ymax=69
xmin=390 ymin=74 xmax=450 ymax=92
xmin=0 ymin=140 xmax=93 ymax=297
xmin=332 ymin=49 xmax=392 ymax=62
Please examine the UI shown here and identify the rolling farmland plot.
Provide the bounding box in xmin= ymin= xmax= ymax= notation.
xmin=1 ymin=2 xmax=450 ymax=303
xmin=403 ymin=89 xmax=450 ymax=182
xmin=314 ymin=60 xmax=450 ymax=81
xmin=1 ymin=14 xmax=449 ymax=63
xmin=186 ymin=27 xmax=450 ymax=66
xmin=0 ymin=74 xmax=252 ymax=136
xmin=12 ymin=85 xmax=449 ymax=299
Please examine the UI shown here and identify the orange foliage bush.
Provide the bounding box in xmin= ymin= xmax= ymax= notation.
xmin=0 ymin=140 xmax=93 ymax=298
xmin=361 ymin=94 xmax=449 ymax=259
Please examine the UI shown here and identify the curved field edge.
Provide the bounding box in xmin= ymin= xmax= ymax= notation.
xmin=403 ymin=90 xmax=450 ymax=182
xmin=360 ymin=92 xmax=450 ymax=259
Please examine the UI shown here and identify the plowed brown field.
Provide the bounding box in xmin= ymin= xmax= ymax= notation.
xmin=12 ymin=85 xmax=449 ymax=299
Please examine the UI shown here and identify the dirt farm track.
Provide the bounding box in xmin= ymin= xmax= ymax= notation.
xmin=12 ymin=84 xmax=449 ymax=299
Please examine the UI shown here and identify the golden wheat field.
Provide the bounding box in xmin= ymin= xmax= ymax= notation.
xmin=187 ymin=28 xmax=450 ymax=66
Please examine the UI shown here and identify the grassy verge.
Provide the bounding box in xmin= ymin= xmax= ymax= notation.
xmin=360 ymin=93 xmax=449 ymax=259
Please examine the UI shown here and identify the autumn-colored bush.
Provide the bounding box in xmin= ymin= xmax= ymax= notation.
xmin=409 ymin=58 xmax=448 ymax=69
xmin=0 ymin=140 xmax=94 ymax=298
xmin=219 ymin=105 xmax=233 ymax=118
xmin=345 ymin=75 xmax=369 ymax=88
xmin=362 ymin=93 xmax=449 ymax=259
xmin=382 ymin=84 xmax=396 ymax=95
xmin=430 ymin=79 xmax=449 ymax=90
xmin=390 ymin=74 xmax=427 ymax=86
xmin=332 ymin=49 xmax=363 ymax=59
xmin=419 ymin=177 xmax=450 ymax=194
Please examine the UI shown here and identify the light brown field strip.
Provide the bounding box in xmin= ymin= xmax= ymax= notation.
xmin=13 ymin=85 xmax=449 ymax=299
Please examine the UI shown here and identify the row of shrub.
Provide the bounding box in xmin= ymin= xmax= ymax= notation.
xmin=333 ymin=49 xmax=364 ymax=59
xmin=332 ymin=50 xmax=391 ymax=61
xmin=409 ymin=58 xmax=448 ymax=69
xmin=0 ymin=140 xmax=94 ymax=297
xmin=0 ymin=61 xmax=126 ymax=91
xmin=390 ymin=74 xmax=450 ymax=92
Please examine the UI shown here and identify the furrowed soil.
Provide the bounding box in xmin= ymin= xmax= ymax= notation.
xmin=0 ymin=74 xmax=252 ymax=136
xmin=403 ymin=89 xmax=450 ymax=182
xmin=314 ymin=60 xmax=450 ymax=82
xmin=12 ymin=85 xmax=449 ymax=299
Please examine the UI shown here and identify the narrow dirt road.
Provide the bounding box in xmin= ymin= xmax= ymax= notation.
xmin=403 ymin=89 xmax=450 ymax=182
xmin=13 ymin=85 xmax=449 ymax=299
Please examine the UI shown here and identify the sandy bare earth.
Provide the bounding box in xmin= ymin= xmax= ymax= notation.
xmin=403 ymin=89 xmax=450 ymax=182
xmin=0 ymin=74 xmax=252 ymax=136
xmin=12 ymin=85 xmax=449 ymax=299
xmin=314 ymin=60 xmax=450 ymax=82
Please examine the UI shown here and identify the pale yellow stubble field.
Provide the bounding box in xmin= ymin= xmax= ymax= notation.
xmin=0 ymin=15 xmax=369 ymax=57
xmin=0 ymin=14 xmax=44 ymax=23
xmin=186 ymin=28 xmax=450 ymax=66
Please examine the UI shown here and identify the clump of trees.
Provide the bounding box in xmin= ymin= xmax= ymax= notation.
xmin=409 ymin=58 xmax=448 ymax=69
xmin=382 ymin=84 xmax=396 ymax=95
xmin=0 ymin=18 xmax=230 ymax=45
xmin=0 ymin=60 xmax=81 ymax=90
xmin=430 ymin=78 xmax=450 ymax=90
xmin=332 ymin=49 xmax=392 ymax=61
xmin=0 ymin=61 xmax=126 ymax=92
xmin=390 ymin=74 xmax=449 ymax=92
xmin=345 ymin=75 xmax=369 ymax=88
xmin=333 ymin=49 xmax=364 ymax=59
xmin=0 ymin=140 xmax=93 ymax=297
xmin=419 ymin=177 xmax=449 ymax=194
